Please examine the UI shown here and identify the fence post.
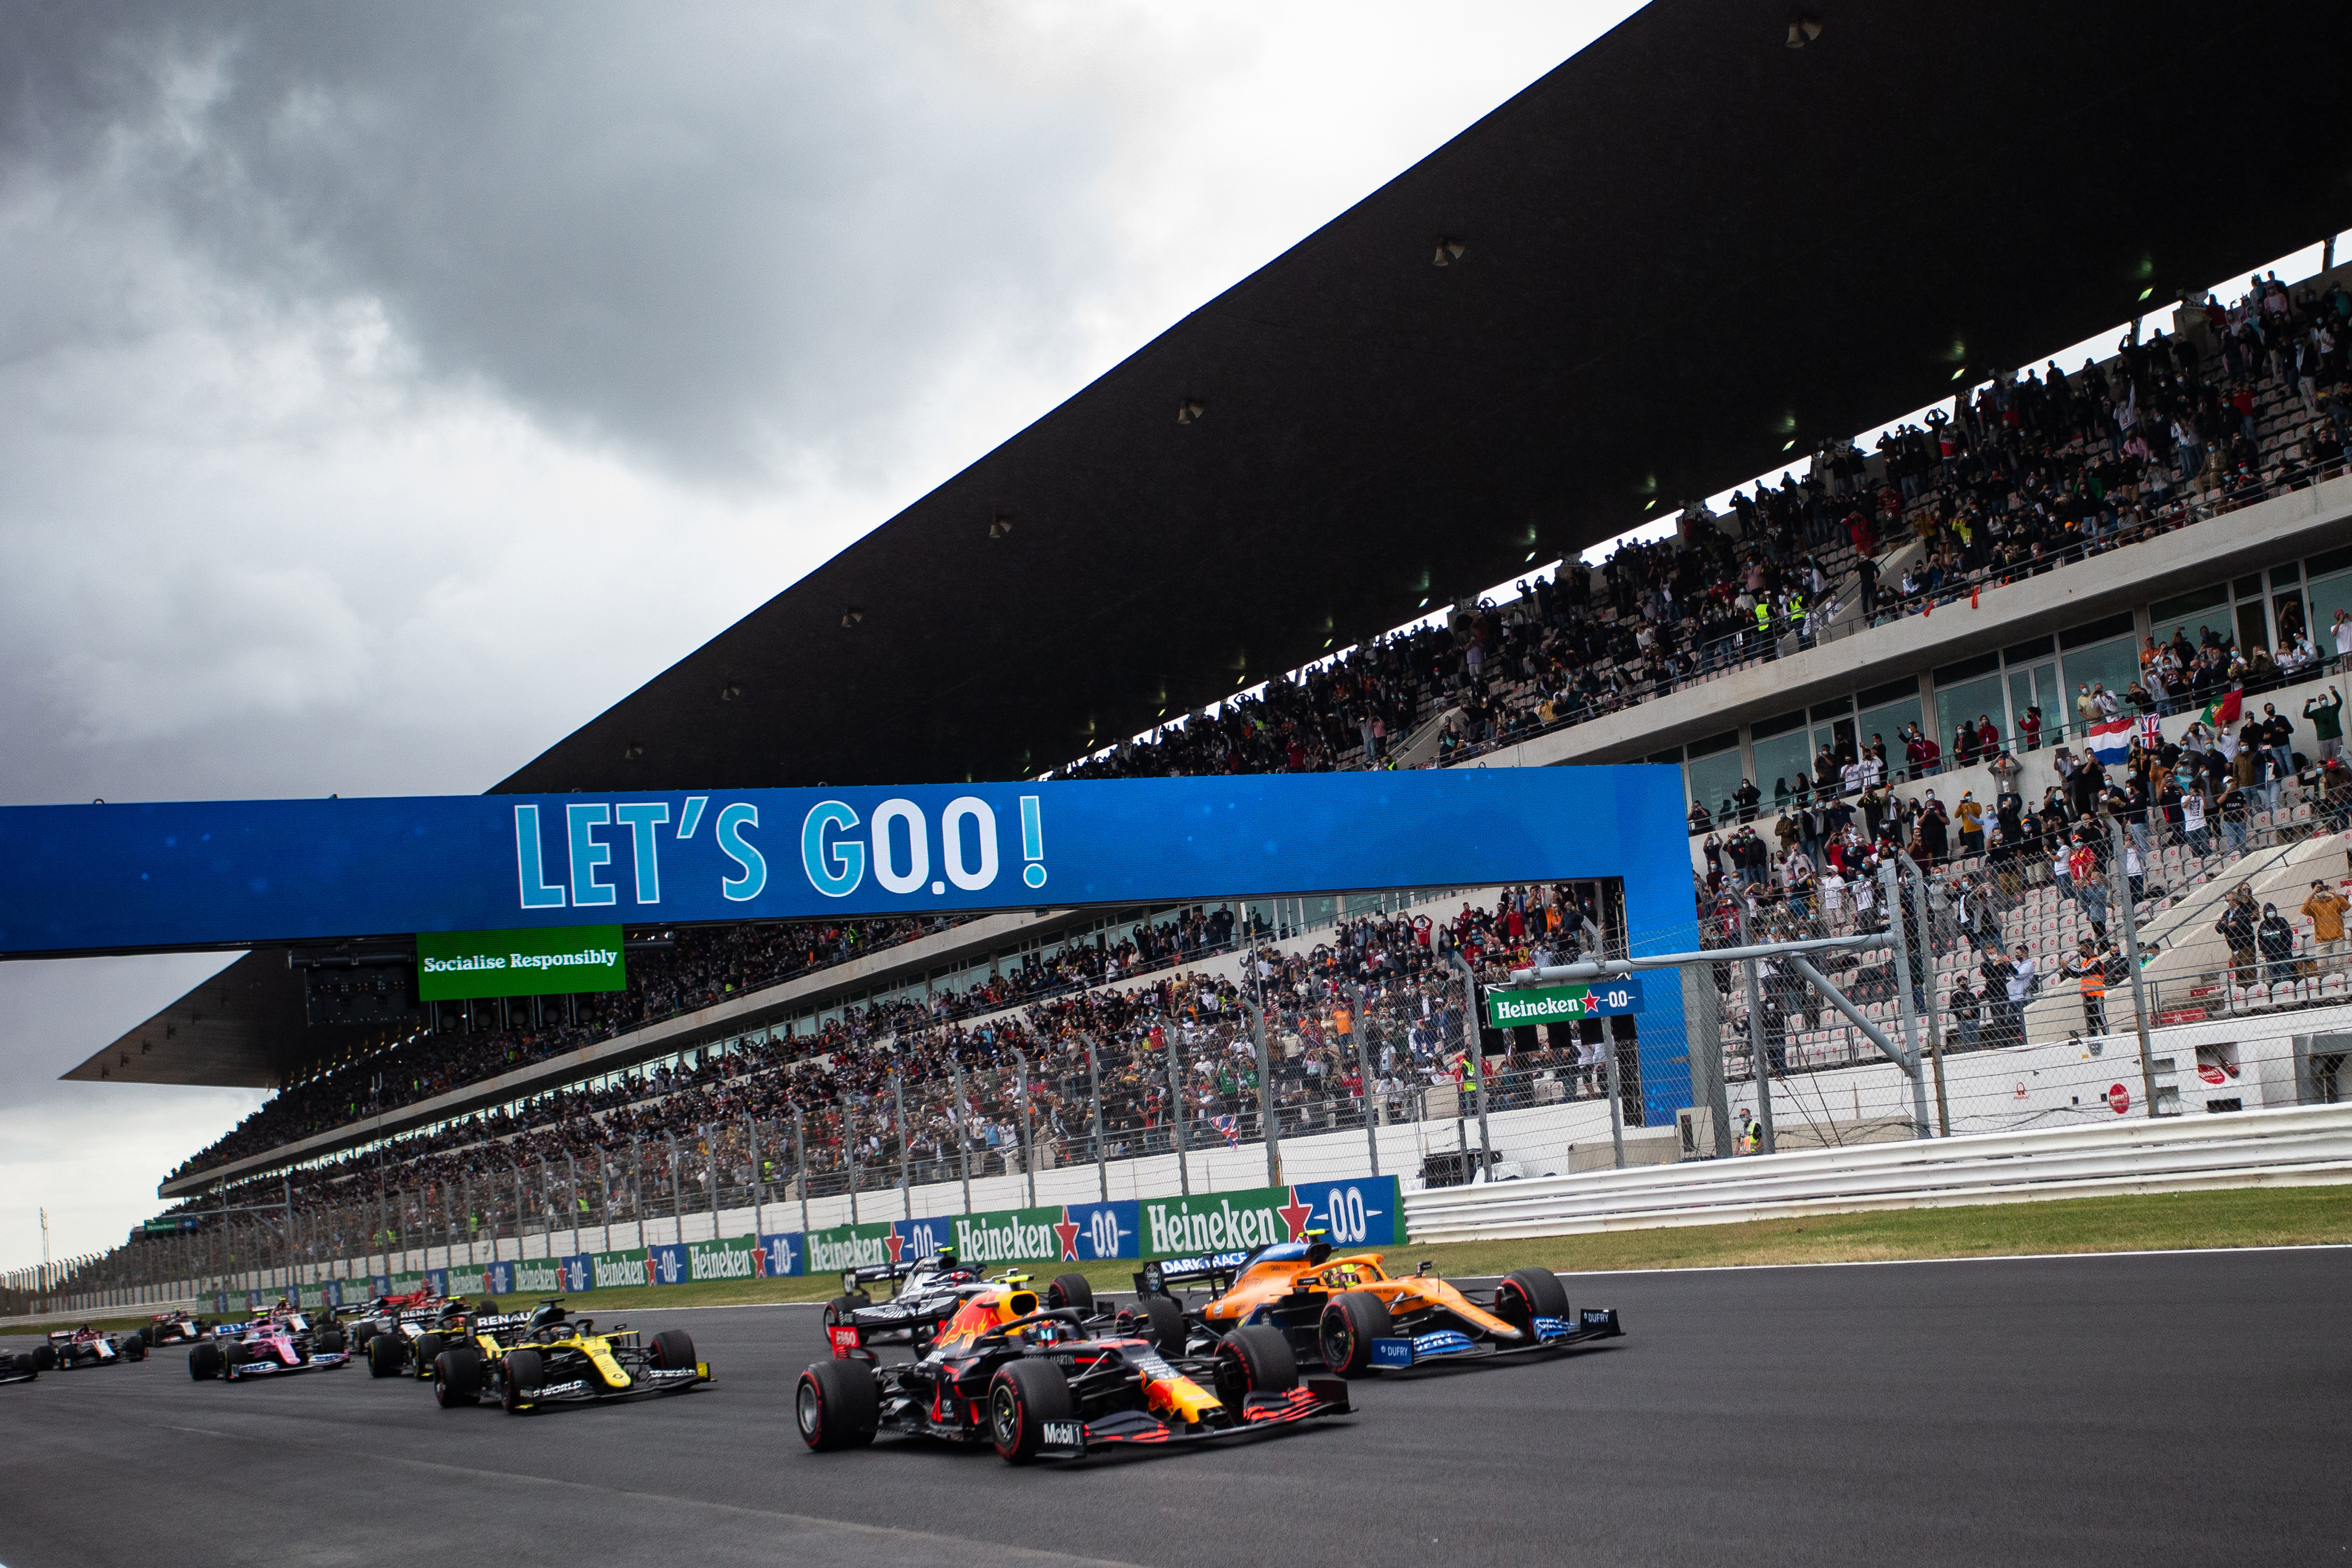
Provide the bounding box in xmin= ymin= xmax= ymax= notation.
xmin=2109 ymin=814 xmax=2162 ymax=1119
xmin=1349 ymin=983 xmax=1380 ymax=1178
xmin=1169 ymin=1044 xmax=1192 ymax=1196
xmin=1736 ymin=902 xmax=1777 ymax=1155
xmin=1880 ymin=859 xmax=1934 ymax=1139
xmin=950 ymin=1058 xmax=972 ymax=1215
xmin=1087 ymin=1036 xmax=1109 ymax=1203
xmin=894 ymin=1071 xmax=911 ymax=1216
xmin=1604 ymin=1015 xmax=1627 ymax=1170
xmin=1249 ymin=1003 xmax=1280 ymax=1187
xmin=1015 ymin=1050 xmax=1037 ymax=1208
xmin=745 ymin=1116 xmax=762 ymax=1240
xmin=794 ymin=1107 xmax=811 ymax=1237
xmin=1902 ymin=853 xmax=1953 ymax=1136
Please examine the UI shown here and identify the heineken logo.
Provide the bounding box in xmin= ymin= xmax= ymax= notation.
xmin=512 ymin=1260 xmax=564 ymax=1294
xmin=952 ymin=1213 xmax=1063 ymax=1265
xmin=591 ymin=1254 xmax=645 ymax=1289
xmin=807 ymin=1230 xmax=891 ymax=1274
xmin=1142 ymin=1190 xmax=1316 ymax=1257
xmin=1483 ymin=979 xmax=1642 ymax=1026
xmin=686 ymin=1242 xmax=757 ymax=1281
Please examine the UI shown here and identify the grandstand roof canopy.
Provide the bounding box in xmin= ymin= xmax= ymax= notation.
xmin=500 ymin=0 xmax=2352 ymax=796
xmin=67 ymin=0 xmax=2352 ymax=1092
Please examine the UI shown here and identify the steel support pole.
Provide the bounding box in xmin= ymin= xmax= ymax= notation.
xmin=1349 ymin=984 xmax=1379 ymax=1178
xmin=894 ymin=1072 xmax=911 ymax=1216
xmin=665 ymin=1135 xmax=682 ymax=1243
xmin=1168 ymin=1045 xmax=1191 ymax=1196
xmin=745 ymin=1116 xmax=762 ymax=1240
xmin=1736 ymin=902 xmax=1776 ymax=1155
xmin=708 ymin=1127 xmax=721 ymax=1241
xmin=794 ymin=1108 xmax=810 ymax=1236
xmin=1087 ymin=1037 xmax=1108 ymax=1203
xmin=1880 ymin=861 xmax=1935 ymax=1139
xmin=1249 ymin=1003 xmax=1280 ymax=1187
xmin=1901 ymin=854 xmax=1953 ymax=1137
xmin=1603 ymin=1016 xmax=1626 ymax=1169
xmin=2109 ymin=815 xmax=2162 ymax=1120
xmin=950 ymin=1058 xmax=972 ymax=1215
xmin=1014 ymin=1051 xmax=1037 ymax=1208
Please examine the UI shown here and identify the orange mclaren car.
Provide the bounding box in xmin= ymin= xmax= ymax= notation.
xmin=1136 ymin=1234 xmax=1622 ymax=1375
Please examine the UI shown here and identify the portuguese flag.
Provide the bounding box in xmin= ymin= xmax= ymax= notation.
xmin=2201 ymin=687 xmax=2243 ymax=730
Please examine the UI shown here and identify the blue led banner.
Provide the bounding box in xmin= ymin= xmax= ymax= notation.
xmin=0 ymin=768 xmax=1695 ymax=1119
xmin=0 ymin=769 xmax=1688 ymax=953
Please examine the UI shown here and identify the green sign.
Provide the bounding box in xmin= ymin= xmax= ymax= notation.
xmin=1484 ymin=977 xmax=1645 ymax=1027
xmin=804 ymin=1223 xmax=898 ymax=1276
xmin=1140 ymin=1186 xmax=1312 ymax=1259
xmin=416 ymin=924 xmax=626 ymax=1000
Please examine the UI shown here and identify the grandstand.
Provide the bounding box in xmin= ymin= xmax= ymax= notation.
xmin=19 ymin=0 xmax=2352 ymax=1309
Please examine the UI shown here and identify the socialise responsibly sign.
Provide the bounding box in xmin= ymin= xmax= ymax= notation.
xmin=358 ymin=1179 xmax=1398 ymax=1299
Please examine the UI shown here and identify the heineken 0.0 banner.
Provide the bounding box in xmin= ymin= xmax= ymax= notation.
xmin=1139 ymin=1178 xmax=1397 ymax=1259
xmin=416 ymin=924 xmax=627 ymax=1000
xmin=1484 ymin=977 xmax=1644 ymax=1027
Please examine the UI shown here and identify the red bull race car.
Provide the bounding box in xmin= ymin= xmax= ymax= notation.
xmin=796 ymin=1274 xmax=1348 ymax=1462
xmin=187 ymin=1305 xmax=349 ymax=1382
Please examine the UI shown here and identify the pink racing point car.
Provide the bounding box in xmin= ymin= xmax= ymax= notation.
xmin=188 ymin=1308 xmax=350 ymax=1382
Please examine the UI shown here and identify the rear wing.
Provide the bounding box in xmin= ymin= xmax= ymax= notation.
xmin=465 ymin=1311 xmax=538 ymax=1338
xmin=1132 ymin=1250 xmax=1251 ymax=1300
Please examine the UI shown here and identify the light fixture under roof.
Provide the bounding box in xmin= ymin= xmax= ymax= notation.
xmin=1785 ymin=12 xmax=1821 ymax=48
xmin=989 ymin=515 xmax=1014 ymax=539
xmin=840 ymin=607 xmax=865 ymax=628
xmin=1431 ymin=239 xmax=1466 ymax=266
xmin=1176 ymin=399 xmax=1207 ymax=424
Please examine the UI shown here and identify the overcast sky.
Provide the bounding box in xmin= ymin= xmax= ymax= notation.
xmin=0 ymin=1 xmax=1646 ymax=1268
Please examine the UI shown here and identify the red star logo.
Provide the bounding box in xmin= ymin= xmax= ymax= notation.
xmin=884 ymin=1231 xmax=905 ymax=1264
xmin=1276 ymin=1188 xmax=1316 ymax=1242
xmin=1053 ymin=1208 xmax=1082 ymax=1262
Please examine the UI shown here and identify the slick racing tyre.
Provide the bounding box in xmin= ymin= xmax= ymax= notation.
xmin=29 ymin=1344 xmax=57 ymax=1373
xmin=1141 ymin=1295 xmax=1186 ymax=1357
xmin=122 ymin=1334 xmax=148 ymax=1363
xmin=349 ymin=1322 xmax=377 ymax=1353
xmin=187 ymin=1342 xmax=223 ymax=1380
xmin=500 ymin=1349 xmax=543 ymax=1414
xmin=820 ymin=1294 xmax=869 ymax=1328
xmin=1494 ymin=1267 xmax=1570 ymax=1336
xmin=1215 ymin=1324 xmax=1298 ymax=1401
xmin=1318 ymin=1289 xmax=1394 ymax=1378
xmin=315 ymin=1329 xmax=346 ymax=1355
xmin=1046 ymin=1273 xmax=1095 ymax=1315
xmin=433 ymin=1349 xmax=484 ymax=1407
xmin=412 ymin=1332 xmax=445 ymax=1373
xmin=648 ymin=1329 xmax=696 ymax=1372
xmin=367 ymin=1333 xmax=407 ymax=1377
xmin=987 ymin=1357 xmax=1073 ymax=1465
xmin=796 ymin=1360 xmax=879 ymax=1451
xmin=223 ymin=1341 xmax=255 ymax=1375
xmin=10 ymin=1352 xmax=34 ymax=1379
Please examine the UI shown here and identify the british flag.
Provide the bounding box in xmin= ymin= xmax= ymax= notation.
xmin=1210 ymin=1115 xmax=1241 ymax=1147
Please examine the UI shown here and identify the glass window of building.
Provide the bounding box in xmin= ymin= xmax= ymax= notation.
xmin=2058 ymin=614 xmax=2139 ymax=718
xmin=1749 ymin=711 xmax=1812 ymax=808
xmin=1853 ymin=679 xmax=1922 ymax=775
xmin=1685 ymin=731 xmax=1743 ymax=825
xmin=1932 ymin=653 xmax=2003 ymax=758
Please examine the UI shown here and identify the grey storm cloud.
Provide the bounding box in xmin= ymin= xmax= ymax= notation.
xmin=1 ymin=2 xmax=1114 ymax=482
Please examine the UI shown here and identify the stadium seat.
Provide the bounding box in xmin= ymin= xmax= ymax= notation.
xmin=2324 ymin=972 xmax=2347 ymax=1000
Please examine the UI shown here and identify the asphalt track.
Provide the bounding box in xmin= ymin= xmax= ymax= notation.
xmin=3 ymin=1249 xmax=2346 ymax=1568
